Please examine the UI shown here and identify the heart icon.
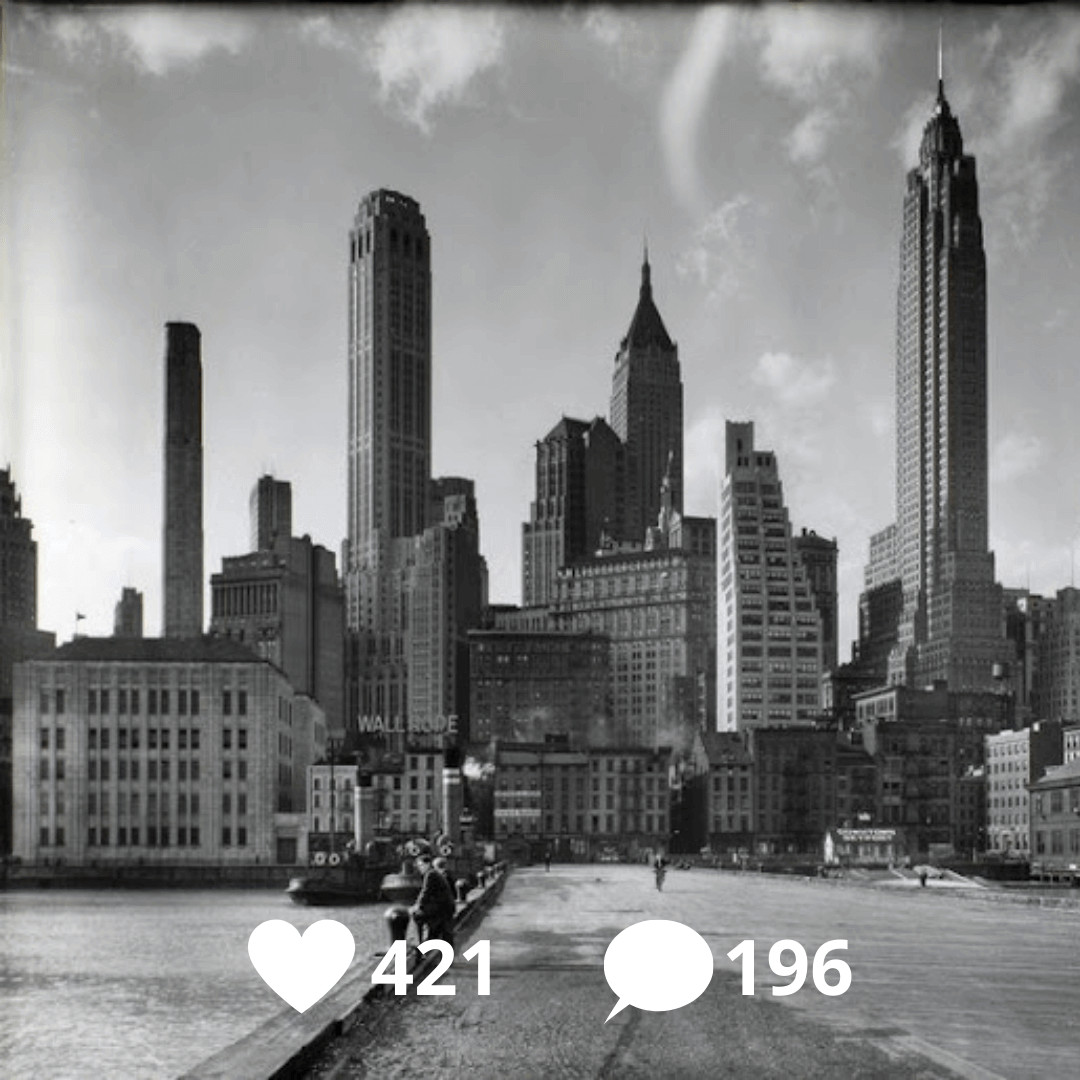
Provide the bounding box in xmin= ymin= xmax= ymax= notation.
xmin=248 ymin=919 xmax=356 ymax=1013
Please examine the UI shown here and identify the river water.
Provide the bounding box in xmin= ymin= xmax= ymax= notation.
xmin=0 ymin=889 xmax=392 ymax=1079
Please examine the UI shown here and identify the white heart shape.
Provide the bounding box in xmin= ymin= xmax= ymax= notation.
xmin=248 ymin=919 xmax=356 ymax=1013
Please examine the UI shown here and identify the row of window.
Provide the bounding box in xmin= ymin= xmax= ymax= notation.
xmin=41 ymin=758 xmax=251 ymax=782
xmin=39 ymin=689 xmax=249 ymax=718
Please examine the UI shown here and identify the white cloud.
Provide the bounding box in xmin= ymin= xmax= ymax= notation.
xmin=367 ymin=7 xmax=507 ymax=135
xmin=658 ymin=7 xmax=739 ymax=216
xmin=785 ymin=106 xmax=837 ymax=165
xmin=684 ymin=406 xmax=725 ymax=513
xmin=991 ymin=432 xmax=1045 ymax=484
xmin=50 ymin=7 xmax=254 ymax=76
xmin=755 ymin=5 xmax=891 ymax=101
xmin=752 ymin=351 xmax=836 ymax=408
xmin=675 ymin=194 xmax=756 ymax=302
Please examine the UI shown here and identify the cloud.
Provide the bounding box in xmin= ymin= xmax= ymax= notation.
xmin=684 ymin=406 xmax=725 ymax=512
xmin=752 ymin=351 xmax=836 ymax=408
xmin=991 ymin=432 xmax=1045 ymax=484
xmin=755 ymin=5 xmax=891 ymax=101
xmin=752 ymin=6 xmax=893 ymax=173
xmin=367 ymin=7 xmax=507 ymax=134
xmin=785 ymin=106 xmax=837 ymax=165
xmin=659 ymin=7 xmax=739 ymax=216
xmin=581 ymin=7 xmax=659 ymax=88
xmin=675 ymin=194 xmax=756 ymax=302
xmin=49 ymin=8 xmax=254 ymax=76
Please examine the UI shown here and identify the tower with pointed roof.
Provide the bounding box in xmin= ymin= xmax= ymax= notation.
xmin=884 ymin=52 xmax=1006 ymax=691
xmin=610 ymin=248 xmax=683 ymax=546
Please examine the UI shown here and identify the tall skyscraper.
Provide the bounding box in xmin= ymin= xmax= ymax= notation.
xmin=610 ymin=250 xmax=683 ymax=544
xmin=521 ymin=416 xmax=622 ymax=607
xmin=718 ymin=422 xmax=823 ymax=732
xmin=250 ymin=475 xmax=292 ymax=553
xmin=885 ymin=64 xmax=1005 ymax=691
xmin=344 ymin=189 xmax=432 ymax=632
xmin=162 ymin=322 xmax=203 ymax=639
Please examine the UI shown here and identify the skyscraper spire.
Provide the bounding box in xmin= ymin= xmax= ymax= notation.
xmin=641 ymin=235 xmax=651 ymax=297
xmin=937 ymin=20 xmax=944 ymax=100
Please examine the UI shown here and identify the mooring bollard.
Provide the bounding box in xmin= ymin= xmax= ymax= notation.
xmin=384 ymin=904 xmax=411 ymax=945
xmin=455 ymin=877 xmax=470 ymax=903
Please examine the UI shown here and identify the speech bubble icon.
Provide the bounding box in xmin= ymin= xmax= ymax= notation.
xmin=248 ymin=919 xmax=355 ymax=1013
xmin=603 ymin=919 xmax=714 ymax=1022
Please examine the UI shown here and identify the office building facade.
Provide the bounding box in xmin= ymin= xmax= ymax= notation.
xmin=718 ymin=422 xmax=824 ymax=732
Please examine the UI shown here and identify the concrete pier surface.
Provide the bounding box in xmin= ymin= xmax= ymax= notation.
xmin=300 ymin=864 xmax=1077 ymax=1079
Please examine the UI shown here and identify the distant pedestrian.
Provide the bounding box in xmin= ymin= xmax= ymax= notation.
xmin=544 ymin=850 xmax=551 ymax=872
xmin=919 ymin=868 xmax=928 ymax=888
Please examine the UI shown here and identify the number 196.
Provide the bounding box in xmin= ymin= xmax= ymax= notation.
xmin=726 ymin=939 xmax=851 ymax=997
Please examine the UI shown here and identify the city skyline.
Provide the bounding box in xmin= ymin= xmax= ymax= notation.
xmin=4 ymin=6 xmax=1080 ymax=656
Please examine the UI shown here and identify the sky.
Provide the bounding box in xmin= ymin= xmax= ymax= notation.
xmin=3 ymin=4 xmax=1080 ymax=659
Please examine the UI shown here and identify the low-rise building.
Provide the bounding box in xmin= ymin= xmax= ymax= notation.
xmin=1028 ymin=758 xmax=1080 ymax=880
xmin=985 ymin=722 xmax=1063 ymax=857
xmin=13 ymin=637 xmax=324 ymax=866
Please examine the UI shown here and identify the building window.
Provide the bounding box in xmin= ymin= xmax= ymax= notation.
xmin=39 ymin=758 xmax=49 ymax=781
xmin=191 ymin=761 xmax=200 ymax=782
xmin=88 ymin=689 xmax=98 ymax=715
xmin=190 ymin=690 xmax=199 ymax=716
xmin=161 ymin=760 xmax=170 ymax=782
xmin=148 ymin=728 xmax=158 ymax=751
xmin=148 ymin=689 xmax=158 ymax=715
xmin=39 ymin=690 xmax=49 ymax=714
xmin=160 ymin=690 xmax=169 ymax=715
xmin=130 ymin=689 xmax=139 ymax=715
xmin=40 ymin=727 xmax=49 ymax=750
xmin=237 ymin=827 xmax=247 ymax=847
xmin=222 ymin=827 xmax=232 ymax=847
xmin=100 ymin=689 xmax=110 ymax=714
xmin=191 ymin=728 xmax=200 ymax=751
xmin=161 ymin=729 xmax=170 ymax=751
xmin=223 ymin=691 xmax=232 ymax=716
xmin=238 ymin=728 xmax=247 ymax=751
xmin=100 ymin=728 xmax=110 ymax=752
xmin=223 ymin=728 xmax=232 ymax=751
xmin=178 ymin=729 xmax=187 ymax=751
xmin=55 ymin=827 xmax=65 ymax=847
xmin=223 ymin=793 xmax=232 ymax=814
xmin=190 ymin=827 xmax=200 ymax=847
xmin=178 ymin=690 xmax=188 ymax=715
xmin=131 ymin=760 xmax=139 ymax=782
xmin=223 ymin=760 xmax=232 ymax=780
xmin=131 ymin=826 xmax=140 ymax=846
xmin=118 ymin=689 xmax=128 ymax=715
xmin=238 ymin=691 xmax=247 ymax=716
xmin=55 ymin=689 xmax=65 ymax=715
xmin=179 ymin=760 xmax=188 ymax=781
xmin=149 ymin=761 xmax=158 ymax=781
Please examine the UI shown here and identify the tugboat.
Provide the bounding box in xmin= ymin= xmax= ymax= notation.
xmin=286 ymin=838 xmax=400 ymax=906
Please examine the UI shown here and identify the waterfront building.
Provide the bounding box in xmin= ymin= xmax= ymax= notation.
xmin=856 ymin=683 xmax=1010 ymax=854
xmin=467 ymin=629 xmax=610 ymax=746
xmin=490 ymin=741 xmax=670 ymax=861
xmin=1066 ymin=726 xmax=1080 ymax=764
xmin=874 ymin=67 xmax=1006 ymax=691
xmin=718 ymin=422 xmax=824 ymax=732
xmin=521 ymin=417 xmax=622 ymax=607
xmin=113 ymin=588 xmax=144 ymax=639
xmin=985 ymin=722 xmax=1063 ymax=857
xmin=249 ymin=475 xmax=292 ymax=553
xmin=163 ymin=322 xmax=204 ymax=639
xmin=689 ymin=729 xmax=755 ymax=855
xmin=12 ymin=636 xmax=325 ymax=866
xmin=1028 ymin=758 xmax=1080 ymax=879
xmin=210 ymin=529 xmax=345 ymax=732
xmin=746 ymin=725 xmax=839 ymax=856
xmin=610 ymin=250 xmax=683 ymax=545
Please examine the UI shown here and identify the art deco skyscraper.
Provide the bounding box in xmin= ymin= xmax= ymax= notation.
xmin=887 ymin=67 xmax=1005 ymax=691
xmin=163 ymin=322 xmax=203 ymax=638
xmin=344 ymin=189 xmax=432 ymax=633
xmin=610 ymin=250 xmax=683 ymax=544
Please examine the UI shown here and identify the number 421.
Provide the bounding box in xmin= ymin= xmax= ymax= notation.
xmin=371 ymin=939 xmax=490 ymax=996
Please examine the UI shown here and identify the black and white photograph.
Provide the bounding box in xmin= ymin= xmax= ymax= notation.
xmin=2 ymin=3 xmax=1079 ymax=1077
